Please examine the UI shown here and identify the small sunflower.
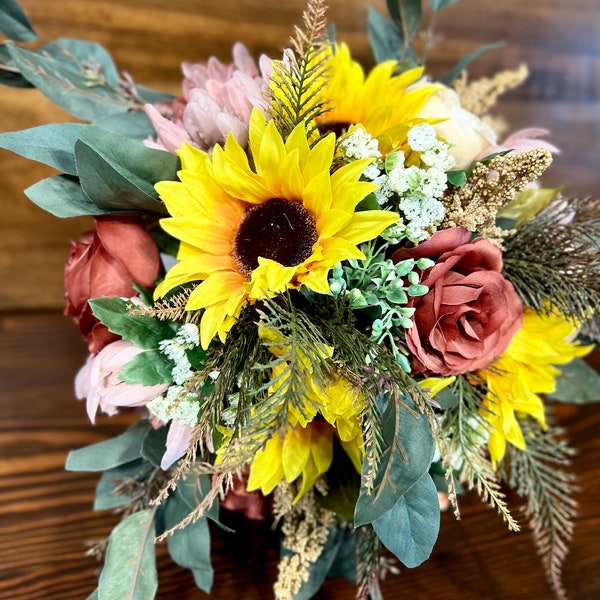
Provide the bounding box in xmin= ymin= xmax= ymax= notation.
xmin=316 ymin=43 xmax=439 ymax=152
xmin=478 ymin=308 xmax=593 ymax=464
xmin=154 ymin=108 xmax=398 ymax=348
xmin=246 ymin=369 xmax=366 ymax=501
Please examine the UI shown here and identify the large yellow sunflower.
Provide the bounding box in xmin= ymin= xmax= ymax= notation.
xmin=154 ymin=108 xmax=398 ymax=348
xmin=316 ymin=43 xmax=439 ymax=152
xmin=478 ymin=309 xmax=593 ymax=465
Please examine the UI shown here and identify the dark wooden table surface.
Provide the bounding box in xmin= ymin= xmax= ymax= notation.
xmin=1 ymin=312 xmax=599 ymax=599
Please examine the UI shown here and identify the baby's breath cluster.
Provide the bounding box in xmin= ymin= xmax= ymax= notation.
xmin=338 ymin=123 xmax=455 ymax=243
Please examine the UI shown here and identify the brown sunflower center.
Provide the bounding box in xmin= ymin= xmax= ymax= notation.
xmin=233 ymin=198 xmax=318 ymax=278
xmin=318 ymin=121 xmax=351 ymax=138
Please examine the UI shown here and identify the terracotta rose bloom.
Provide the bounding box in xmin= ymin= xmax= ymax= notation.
xmin=64 ymin=217 xmax=161 ymax=354
xmin=393 ymin=227 xmax=523 ymax=375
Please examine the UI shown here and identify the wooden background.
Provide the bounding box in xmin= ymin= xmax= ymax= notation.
xmin=1 ymin=1 xmax=599 ymax=599
xmin=1 ymin=0 xmax=599 ymax=309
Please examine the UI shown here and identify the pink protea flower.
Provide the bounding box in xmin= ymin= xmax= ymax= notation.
xmin=145 ymin=42 xmax=272 ymax=153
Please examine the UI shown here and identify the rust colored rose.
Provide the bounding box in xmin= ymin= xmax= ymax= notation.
xmin=64 ymin=217 xmax=161 ymax=354
xmin=393 ymin=227 xmax=523 ymax=376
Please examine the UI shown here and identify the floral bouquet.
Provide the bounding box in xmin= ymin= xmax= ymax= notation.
xmin=1 ymin=0 xmax=599 ymax=598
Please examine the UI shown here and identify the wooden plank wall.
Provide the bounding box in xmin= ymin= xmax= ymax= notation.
xmin=1 ymin=0 xmax=598 ymax=310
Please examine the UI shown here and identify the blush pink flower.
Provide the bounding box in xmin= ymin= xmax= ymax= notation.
xmin=477 ymin=127 xmax=559 ymax=159
xmin=145 ymin=42 xmax=272 ymax=152
xmin=75 ymin=339 xmax=169 ymax=423
xmin=393 ymin=228 xmax=523 ymax=376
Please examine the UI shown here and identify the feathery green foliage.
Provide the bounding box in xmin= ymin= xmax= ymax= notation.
xmin=267 ymin=0 xmax=330 ymax=141
xmin=502 ymin=196 xmax=600 ymax=322
xmin=440 ymin=376 xmax=519 ymax=530
xmin=502 ymin=418 xmax=578 ymax=600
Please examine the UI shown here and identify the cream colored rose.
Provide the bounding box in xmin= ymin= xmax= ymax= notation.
xmin=416 ymin=85 xmax=496 ymax=170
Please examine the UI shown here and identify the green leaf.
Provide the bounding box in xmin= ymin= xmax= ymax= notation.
xmin=389 ymin=0 xmax=422 ymax=40
xmin=368 ymin=7 xmax=404 ymax=64
xmin=163 ymin=486 xmax=213 ymax=593
xmin=40 ymin=38 xmax=120 ymax=87
xmin=93 ymin=112 xmax=157 ymax=143
xmin=66 ymin=421 xmax=149 ymax=472
xmin=354 ymin=395 xmax=435 ymax=526
xmin=120 ymin=350 xmax=174 ymax=386
xmin=89 ymin=297 xmax=177 ymax=349
xmin=371 ymin=472 xmax=440 ymax=568
xmin=141 ymin=427 xmax=169 ymax=468
xmin=24 ymin=174 xmax=110 ymax=218
xmin=0 ymin=123 xmax=95 ymax=175
xmin=0 ymin=44 xmax=32 ymax=87
xmin=98 ymin=509 xmax=158 ymax=600
xmin=326 ymin=527 xmax=357 ymax=582
xmin=290 ymin=526 xmax=345 ymax=600
xmin=547 ymin=357 xmax=600 ymax=404
xmin=429 ymin=0 xmax=458 ymax=10
xmin=0 ymin=0 xmax=36 ymax=42
xmin=176 ymin=472 xmax=220 ymax=524
xmin=94 ymin=458 xmax=146 ymax=510
xmin=74 ymin=128 xmax=177 ymax=214
xmin=446 ymin=169 xmax=467 ymax=187
xmin=440 ymin=41 xmax=504 ymax=85
xmin=5 ymin=42 xmax=130 ymax=120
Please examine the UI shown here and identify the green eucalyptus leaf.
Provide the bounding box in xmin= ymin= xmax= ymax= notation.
xmin=66 ymin=421 xmax=149 ymax=472
xmin=354 ymin=394 xmax=435 ymax=526
xmin=120 ymin=350 xmax=174 ymax=386
xmin=547 ymin=357 xmax=600 ymax=404
xmin=440 ymin=41 xmax=504 ymax=85
xmin=289 ymin=526 xmax=345 ymax=600
xmin=429 ymin=0 xmax=459 ymax=10
xmin=0 ymin=0 xmax=36 ymax=42
xmin=94 ymin=458 xmax=146 ymax=510
xmin=93 ymin=111 xmax=157 ymax=143
xmin=24 ymin=174 xmax=110 ymax=218
xmin=141 ymin=427 xmax=169 ymax=468
xmin=89 ymin=297 xmax=177 ymax=349
xmin=136 ymin=84 xmax=176 ymax=105
xmin=98 ymin=509 xmax=158 ymax=600
xmin=368 ymin=7 xmax=404 ymax=64
xmin=5 ymin=42 xmax=130 ymax=120
xmin=40 ymin=37 xmax=120 ymax=87
xmin=0 ymin=44 xmax=32 ymax=87
xmin=326 ymin=527 xmax=357 ymax=582
xmin=371 ymin=472 xmax=440 ymax=568
xmin=163 ymin=485 xmax=213 ymax=593
xmin=388 ymin=0 xmax=422 ymax=39
xmin=0 ymin=123 xmax=94 ymax=175
xmin=74 ymin=128 xmax=177 ymax=214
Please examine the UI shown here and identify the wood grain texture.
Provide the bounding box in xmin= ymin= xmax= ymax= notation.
xmin=0 ymin=0 xmax=599 ymax=309
xmin=1 ymin=311 xmax=599 ymax=599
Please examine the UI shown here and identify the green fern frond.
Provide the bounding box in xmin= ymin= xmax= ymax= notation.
xmin=267 ymin=0 xmax=331 ymax=140
xmin=502 ymin=418 xmax=579 ymax=600
xmin=440 ymin=376 xmax=520 ymax=531
xmin=503 ymin=196 xmax=600 ymax=322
